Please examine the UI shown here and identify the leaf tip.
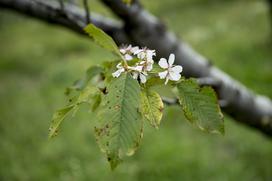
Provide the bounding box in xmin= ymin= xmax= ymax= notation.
xmin=107 ymin=154 xmax=122 ymax=171
xmin=48 ymin=128 xmax=58 ymax=140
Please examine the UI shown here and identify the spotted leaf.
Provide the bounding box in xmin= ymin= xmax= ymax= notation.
xmin=94 ymin=72 xmax=143 ymax=170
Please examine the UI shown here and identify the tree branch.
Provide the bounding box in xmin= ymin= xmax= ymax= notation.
xmin=1 ymin=0 xmax=272 ymax=136
xmin=0 ymin=0 xmax=129 ymax=44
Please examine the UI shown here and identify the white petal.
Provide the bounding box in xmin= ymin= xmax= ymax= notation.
xmin=146 ymin=63 xmax=153 ymax=71
xmin=147 ymin=59 xmax=154 ymax=64
xmin=120 ymin=48 xmax=126 ymax=54
xmin=142 ymin=71 xmax=148 ymax=76
xmin=147 ymin=55 xmax=153 ymax=62
xmin=134 ymin=49 xmax=143 ymax=55
xmin=112 ymin=68 xmax=124 ymax=78
xmin=130 ymin=46 xmax=139 ymax=53
xmin=127 ymin=44 xmax=132 ymax=50
xmin=116 ymin=63 xmax=122 ymax=69
xmin=146 ymin=50 xmax=155 ymax=62
xmin=158 ymin=58 xmax=169 ymax=69
xmin=124 ymin=54 xmax=133 ymax=61
xmin=147 ymin=56 xmax=154 ymax=63
xmin=138 ymin=52 xmax=146 ymax=59
xmin=169 ymin=71 xmax=181 ymax=81
xmin=168 ymin=53 xmax=175 ymax=66
xmin=132 ymin=72 xmax=139 ymax=79
xmin=139 ymin=74 xmax=147 ymax=83
xmin=158 ymin=71 xmax=168 ymax=79
xmin=120 ymin=67 xmax=125 ymax=72
xmin=171 ymin=65 xmax=183 ymax=73
xmin=131 ymin=65 xmax=143 ymax=72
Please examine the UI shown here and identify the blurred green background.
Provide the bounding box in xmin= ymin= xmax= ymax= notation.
xmin=0 ymin=0 xmax=272 ymax=180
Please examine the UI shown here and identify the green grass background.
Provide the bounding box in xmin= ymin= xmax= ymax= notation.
xmin=0 ymin=0 xmax=272 ymax=180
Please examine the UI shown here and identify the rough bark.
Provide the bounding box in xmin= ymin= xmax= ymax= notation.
xmin=1 ymin=0 xmax=272 ymax=136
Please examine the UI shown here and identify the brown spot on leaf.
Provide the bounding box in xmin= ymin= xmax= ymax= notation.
xmin=94 ymin=127 xmax=103 ymax=136
xmin=159 ymin=106 xmax=164 ymax=112
xmin=114 ymin=105 xmax=120 ymax=110
xmin=134 ymin=141 xmax=139 ymax=148
xmin=99 ymin=87 xmax=108 ymax=94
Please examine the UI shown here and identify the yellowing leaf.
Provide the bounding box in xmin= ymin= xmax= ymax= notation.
xmin=141 ymin=90 xmax=164 ymax=128
xmin=177 ymin=79 xmax=224 ymax=134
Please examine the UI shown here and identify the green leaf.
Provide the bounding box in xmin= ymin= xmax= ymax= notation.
xmin=91 ymin=92 xmax=102 ymax=112
xmin=48 ymin=105 xmax=75 ymax=139
xmin=49 ymin=86 xmax=98 ymax=139
xmin=140 ymin=90 xmax=164 ymax=128
xmin=145 ymin=77 xmax=165 ymax=88
xmin=177 ymin=79 xmax=224 ymax=134
xmin=84 ymin=24 xmax=122 ymax=58
xmin=67 ymin=66 xmax=103 ymax=93
xmin=77 ymin=86 xmax=98 ymax=103
xmin=94 ymin=73 xmax=143 ymax=170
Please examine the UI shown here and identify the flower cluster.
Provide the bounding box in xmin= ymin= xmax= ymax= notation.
xmin=112 ymin=45 xmax=183 ymax=84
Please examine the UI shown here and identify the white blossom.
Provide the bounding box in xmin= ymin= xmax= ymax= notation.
xmin=158 ymin=53 xmax=183 ymax=84
xmin=134 ymin=49 xmax=145 ymax=59
xmin=134 ymin=48 xmax=156 ymax=62
xmin=146 ymin=50 xmax=156 ymax=62
xmin=114 ymin=45 xmax=183 ymax=86
xmin=119 ymin=45 xmax=131 ymax=54
xmin=124 ymin=54 xmax=133 ymax=61
xmin=130 ymin=46 xmax=140 ymax=54
xmin=114 ymin=46 xmax=183 ymax=86
xmin=130 ymin=64 xmax=147 ymax=84
xmin=111 ymin=61 xmax=149 ymax=84
xmin=120 ymin=45 xmax=140 ymax=61
xmin=112 ymin=63 xmax=125 ymax=78
xmin=133 ymin=48 xmax=155 ymax=72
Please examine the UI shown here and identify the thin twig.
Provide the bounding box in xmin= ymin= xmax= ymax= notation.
xmin=83 ymin=0 xmax=91 ymax=24
xmin=58 ymin=0 xmax=64 ymax=11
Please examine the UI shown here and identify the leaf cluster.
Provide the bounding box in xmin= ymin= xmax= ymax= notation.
xmin=49 ymin=24 xmax=224 ymax=170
